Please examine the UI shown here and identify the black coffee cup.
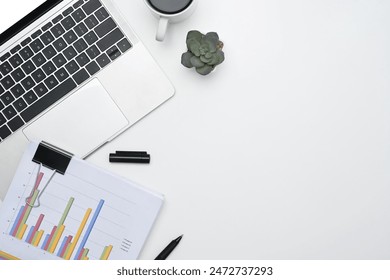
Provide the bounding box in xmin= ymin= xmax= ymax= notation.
xmin=144 ymin=0 xmax=198 ymax=41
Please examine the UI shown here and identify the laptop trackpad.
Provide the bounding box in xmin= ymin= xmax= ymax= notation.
xmin=23 ymin=79 xmax=129 ymax=157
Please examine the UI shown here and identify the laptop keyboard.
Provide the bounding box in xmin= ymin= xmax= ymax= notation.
xmin=0 ymin=0 xmax=132 ymax=142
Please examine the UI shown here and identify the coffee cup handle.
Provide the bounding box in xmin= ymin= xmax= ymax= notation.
xmin=156 ymin=17 xmax=169 ymax=41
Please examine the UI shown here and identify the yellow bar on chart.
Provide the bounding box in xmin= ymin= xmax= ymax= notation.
xmin=64 ymin=208 xmax=92 ymax=260
xmin=48 ymin=225 xmax=65 ymax=253
xmin=81 ymin=248 xmax=89 ymax=260
xmin=100 ymin=245 xmax=113 ymax=260
xmin=0 ymin=250 xmax=20 ymax=260
xmin=33 ymin=230 xmax=44 ymax=247
xmin=16 ymin=224 xmax=28 ymax=240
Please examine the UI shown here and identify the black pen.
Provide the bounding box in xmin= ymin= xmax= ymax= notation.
xmin=155 ymin=235 xmax=183 ymax=260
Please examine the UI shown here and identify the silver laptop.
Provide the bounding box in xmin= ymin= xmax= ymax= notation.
xmin=0 ymin=0 xmax=175 ymax=200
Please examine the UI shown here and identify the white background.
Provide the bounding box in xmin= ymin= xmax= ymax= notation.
xmin=3 ymin=0 xmax=390 ymax=260
xmin=87 ymin=0 xmax=390 ymax=259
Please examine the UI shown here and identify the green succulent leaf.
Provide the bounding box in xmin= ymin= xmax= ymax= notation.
xmin=187 ymin=30 xmax=203 ymax=41
xmin=187 ymin=38 xmax=201 ymax=57
xmin=190 ymin=56 xmax=205 ymax=68
xmin=208 ymin=50 xmax=225 ymax=66
xmin=196 ymin=65 xmax=214 ymax=76
xmin=201 ymin=37 xmax=217 ymax=53
xmin=205 ymin=32 xmax=219 ymax=41
xmin=181 ymin=52 xmax=195 ymax=68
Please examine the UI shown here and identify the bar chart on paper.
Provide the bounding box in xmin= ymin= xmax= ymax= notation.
xmin=0 ymin=142 xmax=163 ymax=260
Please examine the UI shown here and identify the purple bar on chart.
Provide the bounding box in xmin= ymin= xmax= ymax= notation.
xmin=27 ymin=214 xmax=44 ymax=244
xmin=41 ymin=234 xmax=51 ymax=249
xmin=25 ymin=226 xmax=35 ymax=242
xmin=44 ymin=226 xmax=57 ymax=251
xmin=9 ymin=206 xmax=25 ymax=235
xmin=74 ymin=199 xmax=105 ymax=260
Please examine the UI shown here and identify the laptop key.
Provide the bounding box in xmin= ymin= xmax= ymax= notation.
xmin=72 ymin=8 xmax=87 ymax=23
xmin=96 ymin=28 xmax=124 ymax=52
xmin=75 ymin=22 xmax=89 ymax=37
xmin=13 ymin=98 xmax=28 ymax=112
xmin=1 ymin=75 xmax=15 ymax=90
xmin=84 ymin=31 xmax=98 ymax=45
xmin=51 ymin=24 xmax=65 ymax=38
xmin=21 ymin=76 xmax=36 ymax=91
xmin=95 ymin=7 xmax=109 ymax=22
xmin=21 ymin=78 xmax=77 ymax=123
xmin=10 ymin=84 xmax=25 ymax=98
xmin=52 ymin=14 xmax=63 ymax=24
xmin=65 ymin=60 xmax=80 ymax=75
xmin=30 ymin=39 xmax=44 ymax=53
xmin=44 ymin=75 xmax=59 ymax=90
xmin=83 ymin=0 xmax=102 ymax=15
xmin=54 ymin=67 xmax=69 ymax=82
xmin=23 ymin=90 xmax=38 ymax=105
xmin=95 ymin=18 xmax=116 ymax=38
xmin=8 ymin=115 xmax=24 ymax=132
xmin=53 ymin=38 xmax=67 ymax=52
xmin=107 ymin=46 xmax=121 ymax=61
xmin=42 ymin=45 xmax=57 ymax=60
xmin=21 ymin=37 xmax=32 ymax=47
xmin=21 ymin=60 xmax=36 ymax=75
xmin=73 ymin=68 xmax=90 ymax=85
xmin=85 ymin=14 xmax=99 ymax=29
xmin=63 ymin=6 xmax=74 ymax=17
xmin=9 ymin=54 xmax=23 ymax=68
xmin=75 ymin=52 xmax=90 ymax=67
xmin=3 ymin=105 xmax=17 ymax=120
xmin=0 ymin=125 xmax=11 ymax=140
xmin=32 ymin=53 xmax=47 ymax=67
xmin=10 ymin=68 xmax=26 ymax=83
xmin=63 ymin=30 xmax=77 ymax=44
xmin=63 ymin=46 xmax=77 ymax=60
xmin=62 ymin=16 xmax=76 ymax=30
xmin=0 ymin=92 xmax=15 ymax=105
xmin=31 ymin=30 xmax=42 ymax=39
xmin=0 ymin=61 xmax=13 ymax=75
xmin=73 ymin=0 xmax=84 ymax=9
xmin=74 ymin=38 xmax=88 ymax=52
xmin=53 ymin=53 xmax=67 ymax=68
xmin=42 ymin=61 xmax=56 ymax=76
xmin=10 ymin=45 xmax=22 ymax=55
xmin=86 ymin=45 xmax=100 ymax=59
xmin=0 ymin=53 xmax=11 ymax=62
xmin=40 ymin=31 xmax=55 ymax=45
xmin=96 ymin=53 xmax=110 ymax=68
xmin=85 ymin=61 xmax=100 ymax=76
xmin=19 ymin=46 xmax=34 ymax=60
xmin=31 ymin=69 xmax=46 ymax=84
xmin=117 ymin=38 xmax=132 ymax=53
xmin=0 ymin=84 xmax=4 ymax=95
xmin=34 ymin=83 xmax=49 ymax=97
xmin=42 ymin=22 xmax=53 ymax=32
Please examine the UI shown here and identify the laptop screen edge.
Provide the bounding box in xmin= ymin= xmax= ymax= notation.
xmin=0 ymin=0 xmax=64 ymax=47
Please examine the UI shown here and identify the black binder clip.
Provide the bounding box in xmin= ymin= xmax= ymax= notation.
xmin=25 ymin=142 xmax=73 ymax=208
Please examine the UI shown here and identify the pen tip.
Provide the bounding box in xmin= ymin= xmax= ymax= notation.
xmin=175 ymin=234 xmax=183 ymax=242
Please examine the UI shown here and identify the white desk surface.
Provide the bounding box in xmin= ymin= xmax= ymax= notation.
xmin=88 ymin=0 xmax=390 ymax=259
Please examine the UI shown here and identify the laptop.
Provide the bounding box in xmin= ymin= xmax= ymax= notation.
xmin=0 ymin=0 xmax=175 ymax=200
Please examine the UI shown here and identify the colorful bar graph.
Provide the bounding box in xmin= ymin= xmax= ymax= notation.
xmin=33 ymin=230 xmax=44 ymax=247
xmin=9 ymin=206 xmax=24 ymax=236
xmin=58 ymin=235 xmax=73 ymax=258
xmin=41 ymin=234 xmax=50 ymax=249
xmin=74 ymin=200 xmax=105 ymax=260
xmin=64 ymin=208 xmax=92 ymax=260
xmin=44 ymin=226 xmax=57 ymax=251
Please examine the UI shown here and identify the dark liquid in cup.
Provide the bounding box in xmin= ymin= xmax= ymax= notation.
xmin=148 ymin=0 xmax=193 ymax=15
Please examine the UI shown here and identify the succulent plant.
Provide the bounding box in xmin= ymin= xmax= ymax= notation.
xmin=181 ymin=30 xmax=225 ymax=75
